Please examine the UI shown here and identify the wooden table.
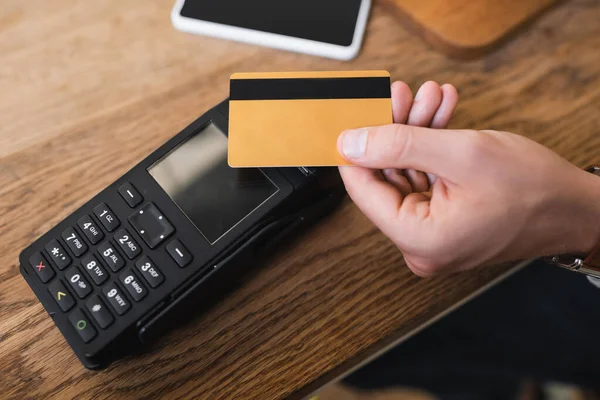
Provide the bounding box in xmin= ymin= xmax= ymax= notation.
xmin=2 ymin=0 xmax=600 ymax=398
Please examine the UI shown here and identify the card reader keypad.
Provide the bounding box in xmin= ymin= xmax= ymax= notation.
xmin=25 ymin=184 xmax=184 ymax=347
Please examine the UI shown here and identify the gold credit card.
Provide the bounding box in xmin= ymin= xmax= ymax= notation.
xmin=228 ymin=71 xmax=393 ymax=167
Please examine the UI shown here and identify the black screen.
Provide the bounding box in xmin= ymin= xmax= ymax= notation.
xmin=180 ymin=0 xmax=363 ymax=47
xmin=148 ymin=123 xmax=278 ymax=244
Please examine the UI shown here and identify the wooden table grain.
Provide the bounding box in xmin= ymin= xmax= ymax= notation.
xmin=1 ymin=0 xmax=600 ymax=399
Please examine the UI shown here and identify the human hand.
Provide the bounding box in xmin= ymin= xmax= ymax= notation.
xmin=337 ymin=81 xmax=600 ymax=277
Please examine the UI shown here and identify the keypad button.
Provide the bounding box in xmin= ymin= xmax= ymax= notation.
xmin=81 ymin=254 xmax=108 ymax=285
xmin=102 ymin=282 xmax=131 ymax=316
xmin=114 ymin=229 xmax=141 ymax=259
xmin=65 ymin=267 xmax=92 ymax=299
xmin=68 ymin=309 xmax=96 ymax=343
xmin=44 ymin=239 xmax=71 ymax=270
xmin=119 ymin=269 xmax=147 ymax=302
xmin=135 ymin=256 xmax=164 ymax=288
xmin=85 ymin=295 xmax=114 ymax=329
xmin=64 ymin=267 xmax=93 ymax=298
xmin=61 ymin=227 xmax=88 ymax=257
xmin=97 ymin=241 xmax=125 ymax=272
xmin=118 ymin=182 xmax=143 ymax=208
xmin=93 ymin=203 xmax=120 ymax=232
xmin=48 ymin=279 xmax=75 ymax=312
xmin=128 ymin=203 xmax=174 ymax=249
xmin=166 ymin=240 xmax=192 ymax=267
xmin=28 ymin=252 xmax=55 ymax=283
xmin=77 ymin=215 xmax=104 ymax=244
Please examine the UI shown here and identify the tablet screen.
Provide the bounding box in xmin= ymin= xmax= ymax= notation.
xmin=179 ymin=0 xmax=364 ymax=47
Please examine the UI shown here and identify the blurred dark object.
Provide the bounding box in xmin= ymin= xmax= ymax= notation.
xmin=380 ymin=0 xmax=558 ymax=59
xmin=343 ymin=261 xmax=600 ymax=399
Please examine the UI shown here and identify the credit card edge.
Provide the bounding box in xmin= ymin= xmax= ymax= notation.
xmin=230 ymin=70 xmax=390 ymax=80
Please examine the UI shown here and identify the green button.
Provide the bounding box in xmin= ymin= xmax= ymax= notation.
xmin=76 ymin=320 xmax=87 ymax=330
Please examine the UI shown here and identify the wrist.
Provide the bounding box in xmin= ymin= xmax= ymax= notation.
xmin=566 ymin=166 xmax=600 ymax=255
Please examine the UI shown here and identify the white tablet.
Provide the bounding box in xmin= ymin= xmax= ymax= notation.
xmin=171 ymin=0 xmax=372 ymax=61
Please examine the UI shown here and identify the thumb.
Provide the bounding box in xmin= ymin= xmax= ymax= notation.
xmin=337 ymin=124 xmax=473 ymax=181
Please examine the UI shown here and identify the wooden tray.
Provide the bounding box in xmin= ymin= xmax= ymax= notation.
xmin=380 ymin=0 xmax=558 ymax=59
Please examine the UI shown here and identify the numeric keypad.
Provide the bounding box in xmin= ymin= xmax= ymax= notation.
xmin=24 ymin=182 xmax=196 ymax=348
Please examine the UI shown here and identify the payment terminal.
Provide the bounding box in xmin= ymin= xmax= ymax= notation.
xmin=19 ymin=99 xmax=346 ymax=369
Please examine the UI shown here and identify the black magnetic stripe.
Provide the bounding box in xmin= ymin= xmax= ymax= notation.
xmin=230 ymin=77 xmax=391 ymax=100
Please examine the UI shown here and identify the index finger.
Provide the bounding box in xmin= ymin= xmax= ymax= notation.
xmin=338 ymin=165 xmax=431 ymax=242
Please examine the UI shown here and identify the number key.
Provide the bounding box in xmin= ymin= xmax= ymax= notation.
xmin=61 ymin=227 xmax=87 ymax=257
xmin=77 ymin=215 xmax=104 ymax=244
xmin=93 ymin=203 xmax=119 ymax=232
xmin=119 ymin=269 xmax=147 ymax=302
xmin=64 ymin=267 xmax=92 ymax=298
xmin=135 ymin=255 xmax=164 ymax=288
xmin=102 ymin=282 xmax=130 ymax=315
xmin=114 ymin=229 xmax=141 ymax=259
xmin=81 ymin=254 xmax=108 ymax=285
xmin=97 ymin=241 xmax=125 ymax=272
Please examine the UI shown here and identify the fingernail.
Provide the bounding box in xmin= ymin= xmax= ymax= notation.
xmin=342 ymin=129 xmax=368 ymax=159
